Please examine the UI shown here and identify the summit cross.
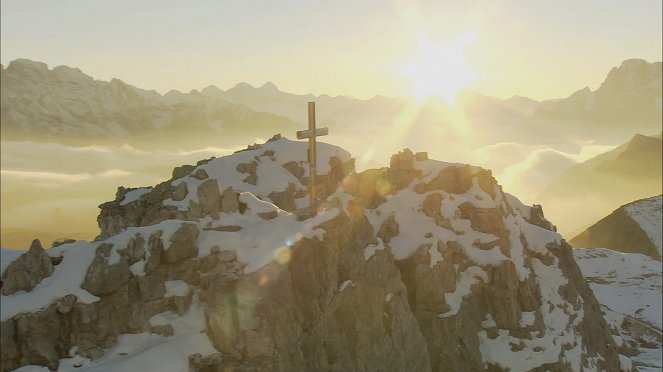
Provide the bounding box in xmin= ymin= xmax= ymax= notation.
xmin=296 ymin=102 xmax=328 ymax=217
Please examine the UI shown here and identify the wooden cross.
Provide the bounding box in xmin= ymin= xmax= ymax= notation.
xmin=297 ymin=102 xmax=328 ymax=216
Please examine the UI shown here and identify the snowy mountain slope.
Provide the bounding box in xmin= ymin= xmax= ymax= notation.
xmin=570 ymin=195 xmax=662 ymax=260
xmin=0 ymin=137 xmax=624 ymax=371
xmin=624 ymin=196 xmax=663 ymax=257
xmin=0 ymin=58 xmax=543 ymax=154
xmin=574 ymin=248 xmax=662 ymax=371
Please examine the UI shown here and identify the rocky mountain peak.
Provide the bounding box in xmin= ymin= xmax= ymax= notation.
xmin=598 ymin=59 xmax=662 ymax=94
xmin=201 ymin=85 xmax=223 ymax=96
xmin=259 ymin=81 xmax=279 ymax=91
xmin=0 ymin=137 xmax=624 ymax=371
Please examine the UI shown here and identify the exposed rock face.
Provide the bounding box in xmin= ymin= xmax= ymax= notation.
xmin=81 ymin=243 xmax=132 ymax=296
xmin=570 ymin=195 xmax=662 ymax=260
xmin=1 ymin=240 xmax=53 ymax=295
xmin=1 ymin=139 xmax=623 ymax=371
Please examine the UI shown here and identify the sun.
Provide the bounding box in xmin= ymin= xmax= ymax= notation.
xmin=399 ymin=32 xmax=478 ymax=102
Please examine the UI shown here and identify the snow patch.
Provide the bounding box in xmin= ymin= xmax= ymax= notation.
xmin=120 ymin=188 xmax=151 ymax=206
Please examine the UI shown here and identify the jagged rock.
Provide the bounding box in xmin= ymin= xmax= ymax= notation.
xmin=268 ymin=183 xmax=297 ymax=211
xmin=220 ymin=186 xmax=239 ymax=213
xmin=137 ymin=273 xmax=166 ymax=301
xmin=172 ymin=164 xmax=195 ymax=179
xmin=282 ymin=161 xmax=305 ymax=184
xmin=416 ymin=165 xmax=496 ymax=198
xmin=145 ymin=230 xmax=164 ymax=273
xmin=118 ymin=234 xmax=146 ymax=265
xmin=51 ymin=238 xmax=75 ymax=248
xmin=81 ymin=244 xmax=132 ymax=296
xmin=237 ymin=161 xmax=258 ymax=185
xmin=415 ymin=152 xmax=428 ymax=161
xmin=378 ymin=215 xmax=399 ymax=243
xmin=163 ymin=223 xmax=199 ymax=264
xmin=1 ymin=141 xmax=624 ymax=372
xmin=172 ymin=182 xmax=188 ymax=201
xmin=197 ymin=179 xmax=221 ymax=219
xmin=192 ymin=168 xmax=209 ymax=180
xmin=1 ymin=239 xmax=54 ymax=295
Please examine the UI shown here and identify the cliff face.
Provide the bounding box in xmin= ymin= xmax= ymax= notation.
xmin=1 ymin=137 xmax=621 ymax=371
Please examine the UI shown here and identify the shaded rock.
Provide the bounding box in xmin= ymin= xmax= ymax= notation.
xmin=172 ymin=182 xmax=188 ymax=201
xmin=237 ymin=161 xmax=258 ymax=185
xmin=258 ymin=211 xmax=278 ymax=220
xmin=268 ymin=183 xmax=298 ymax=211
xmin=197 ymin=179 xmax=221 ymax=219
xmin=145 ymin=230 xmax=164 ymax=273
xmin=163 ymin=223 xmax=199 ymax=264
xmin=378 ymin=215 xmax=399 ymax=243
xmin=1 ymin=239 xmax=54 ymax=295
xmin=192 ymin=168 xmax=209 ymax=180
xmin=220 ymin=186 xmax=239 ymax=214
xmin=570 ymin=197 xmax=661 ymax=260
xmin=137 ymin=273 xmax=166 ymax=301
xmin=118 ymin=234 xmax=146 ymax=265
xmin=81 ymin=247 xmax=132 ymax=297
xmin=282 ymin=161 xmax=305 ymax=184
xmin=172 ymin=164 xmax=194 ymax=179
xmin=51 ymin=238 xmax=75 ymax=248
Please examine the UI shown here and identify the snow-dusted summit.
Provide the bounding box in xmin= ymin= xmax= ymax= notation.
xmin=1 ymin=137 xmax=626 ymax=371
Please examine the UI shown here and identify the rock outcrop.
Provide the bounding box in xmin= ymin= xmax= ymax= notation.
xmin=1 ymin=137 xmax=624 ymax=371
xmin=1 ymin=240 xmax=53 ymax=295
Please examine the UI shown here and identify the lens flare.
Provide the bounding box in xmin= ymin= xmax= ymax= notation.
xmin=376 ymin=179 xmax=393 ymax=196
xmin=274 ymin=246 xmax=291 ymax=265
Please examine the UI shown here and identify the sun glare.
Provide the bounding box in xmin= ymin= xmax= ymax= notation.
xmin=399 ymin=32 xmax=478 ymax=102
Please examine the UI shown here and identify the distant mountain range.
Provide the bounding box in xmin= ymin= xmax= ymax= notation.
xmin=0 ymin=59 xmax=299 ymax=149
xmin=515 ymin=59 xmax=662 ymax=146
xmin=3 ymin=58 xmax=660 ymax=156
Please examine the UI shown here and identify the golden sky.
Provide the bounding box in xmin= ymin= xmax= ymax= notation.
xmin=1 ymin=0 xmax=661 ymax=100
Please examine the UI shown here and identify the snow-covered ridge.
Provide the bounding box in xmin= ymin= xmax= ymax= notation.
xmin=624 ymin=195 xmax=662 ymax=257
xmin=1 ymin=139 xmax=623 ymax=371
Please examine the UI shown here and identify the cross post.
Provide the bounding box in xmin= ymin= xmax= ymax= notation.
xmin=296 ymin=102 xmax=328 ymax=217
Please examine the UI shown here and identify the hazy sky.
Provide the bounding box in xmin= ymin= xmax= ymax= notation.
xmin=1 ymin=0 xmax=661 ymax=100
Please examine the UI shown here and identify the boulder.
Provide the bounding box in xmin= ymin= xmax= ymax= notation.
xmin=81 ymin=243 xmax=132 ymax=296
xmin=172 ymin=182 xmax=188 ymax=201
xmin=172 ymin=164 xmax=194 ymax=179
xmin=197 ymin=179 xmax=221 ymax=219
xmin=192 ymin=168 xmax=209 ymax=180
xmin=163 ymin=223 xmax=199 ymax=264
xmin=220 ymin=186 xmax=239 ymax=214
xmin=1 ymin=239 xmax=54 ymax=295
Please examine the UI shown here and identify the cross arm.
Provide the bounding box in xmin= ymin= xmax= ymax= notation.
xmin=296 ymin=127 xmax=329 ymax=140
